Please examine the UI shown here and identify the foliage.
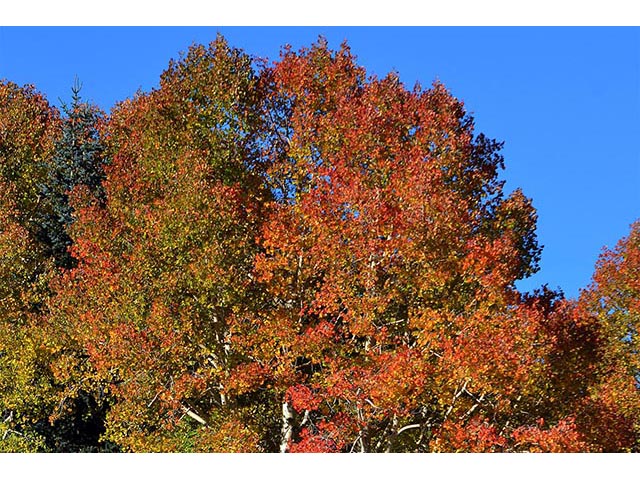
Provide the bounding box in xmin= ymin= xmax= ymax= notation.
xmin=0 ymin=37 xmax=638 ymax=452
xmin=37 ymin=79 xmax=107 ymax=269
xmin=231 ymin=39 xmax=549 ymax=452
xmin=0 ymin=80 xmax=113 ymax=452
xmin=574 ymin=221 xmax=640 ymax=451
xmin=48 ymin=36 xmax=270 ymax=452
xmin=0 ymin=81 xmax=60 ymax=450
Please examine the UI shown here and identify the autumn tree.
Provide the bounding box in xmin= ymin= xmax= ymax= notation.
xmin=48 ymin=36 xmax=272 ymax=452
xmin=0 ymin=80 xmax=60 ymax=451
xmin=50 ymin=37 xmax=609 ymax=453
xmin=572 ymin=221 xmax=640 ymax=451
xmin=0 ymin=79 xmax=116 ymax=452
xmin=222 ymin=39 xmax=583 ymax=453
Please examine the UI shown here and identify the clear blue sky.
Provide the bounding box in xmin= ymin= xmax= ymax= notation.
xmin=1 ymin=27 xmax=638 ymax=299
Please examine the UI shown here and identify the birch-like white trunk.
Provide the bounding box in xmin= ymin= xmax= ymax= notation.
xmin=280 ymin=401 xmax=294 ymax=453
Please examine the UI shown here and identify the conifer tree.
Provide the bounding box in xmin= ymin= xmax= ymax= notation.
xmin=38 ymin=79 xmax=107 ymax=269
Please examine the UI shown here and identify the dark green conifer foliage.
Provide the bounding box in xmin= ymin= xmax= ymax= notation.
xmin=39 ymin=80 xmax=107 ymax=269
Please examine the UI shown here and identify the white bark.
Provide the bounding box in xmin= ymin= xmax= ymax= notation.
xmin=356 ymin=407 xmax=368 ymax=453
xmin=384 ymin=415 xmax=399 ymax=453
xmin=397 ymin=423 xmax=421 ymax=435
xmin=280 ymin=401 xmax=295 ymax=453
xmin=181 ymin=405 xmax=207 ymax=426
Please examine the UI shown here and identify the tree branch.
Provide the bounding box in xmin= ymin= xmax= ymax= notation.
xmin=181 ymin=404 xmax=207 ymax=426
xmin=397 ymin=423 xmax=421 ymax=436
xmin=443 ymin=378 xmax=469 ymax=421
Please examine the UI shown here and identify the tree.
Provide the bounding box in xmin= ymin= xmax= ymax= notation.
xmin=48 ymin=36 xmax=271 ymax=452
xmin=573 ymin=221 xmax=640 ymax=451
xmin=49 ymin=37 xmax=611 ymax=453
xmin=38 ymin=79 xmax=107 ymax=269
xmin=227 ymin=39 xmax=560 ymax=452
xmin=0 ymin=80 xmax=113 ymax=452
xmin=0 ymin=80 xmax=60 ymax=451
xmin=4 ymin=36 xmax=635 ymax=452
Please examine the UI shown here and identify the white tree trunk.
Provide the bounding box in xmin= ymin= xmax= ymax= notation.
xmin=280 ymin=401 xmax=295 ymax=453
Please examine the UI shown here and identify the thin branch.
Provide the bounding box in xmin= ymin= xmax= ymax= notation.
xmin=2 ymin=428 xmax=23 ymax=440
xmin=349 ymin=434 xmax=362 ymax=453
xmin=181 ymin=404 xmax=207 ymax=426
xmin=299 ymin=409 xmax=310 ymax=428
xmin=364 ymin=398 xmax=381 ymax=410
xmin=374 ymin=418 xmax=393 ymax=451
xmin=397 ymin=423 xmax=422 ymax=436
xmin=443 ymin=378 xmax=469 ymax=421
xmin=463 ymin=393 xmax=486 ymax=419
xmin=384 ymin=415 xmax=399 ymax=453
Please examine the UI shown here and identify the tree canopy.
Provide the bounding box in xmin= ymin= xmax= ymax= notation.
xmin=0 ymin=35 xmax=637 ymax=452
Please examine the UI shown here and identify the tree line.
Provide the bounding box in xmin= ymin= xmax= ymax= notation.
xmin=0 ymin=35 xmax=638 ymax=452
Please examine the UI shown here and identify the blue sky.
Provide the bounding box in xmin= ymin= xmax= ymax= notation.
xmin=0 ymin=27 xmax=638 ymax=299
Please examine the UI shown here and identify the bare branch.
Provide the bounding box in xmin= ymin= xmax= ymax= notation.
xmin=463 ymin=393 xmax=486 ymax=419
xmin=443 ymin=378 xmax=469 ymax=421
xmin=350 ymin=434 xmax=362 ymax=453
xmin=397 ymin=423 xmax=422 ymax=436
xmin=2 ymin=428 xmax=23 ymax=441
xmin=364 ymin=398 xmax=381 ymax=410
xmin=299 ymin=409 xmax=310 ymax=428
xmin=374 ymin=418 xmax=393 ymax=451
xmin=147 ymin=390 xmax=162 ymax=408
xmin=384 ymin=415 xmax=399 ymax=453
xmin=181 ymin=405 xmax=207 ymax=426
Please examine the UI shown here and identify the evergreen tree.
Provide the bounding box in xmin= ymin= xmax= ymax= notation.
xmin=39 ymin=79 xmax=107 ymax=269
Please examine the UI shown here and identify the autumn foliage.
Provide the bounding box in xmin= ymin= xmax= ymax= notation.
xmin=0 ymin=36 xmax=638 ymax=452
